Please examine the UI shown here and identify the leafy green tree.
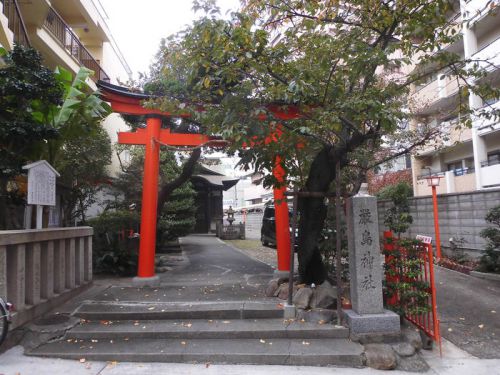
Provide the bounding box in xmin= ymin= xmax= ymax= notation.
xmin=57 ymin=125 xmax=112 ymax=225
xmin=478 ymin=206 xmax=500 ymax=274
xmin=113 ymin=146 xmax=197 ymax=242
xmin=144 ymin=0 xmax=499 ymax=283
xmin=0 ymin=45 xmax=62 ymax=229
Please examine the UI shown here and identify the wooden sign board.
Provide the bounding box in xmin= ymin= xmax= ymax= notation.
xmin=23 ymin=160 xmax=60 ymax=206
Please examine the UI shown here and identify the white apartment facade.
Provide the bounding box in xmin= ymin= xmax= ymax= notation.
xmin=411 ymin=0 xmax=500 ymax=196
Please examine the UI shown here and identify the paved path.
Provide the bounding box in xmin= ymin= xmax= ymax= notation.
xmin=85 ymin=234 xmax=276 ymax=304
xmin=435 ymin=266 xmax=500 ymax=358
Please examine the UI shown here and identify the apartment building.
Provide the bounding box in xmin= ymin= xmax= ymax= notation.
xmin=0 ymin=0 xmax=132 ymax=177
xmin=411 ymin=0 xmax=500 ymax=196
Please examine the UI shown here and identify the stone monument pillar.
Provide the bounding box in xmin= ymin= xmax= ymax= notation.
xmin=344 ymin=184 xmax=400 ymax=335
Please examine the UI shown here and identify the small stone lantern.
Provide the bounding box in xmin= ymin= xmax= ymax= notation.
xmin=227 ymin=206 xmax=235 ymax=226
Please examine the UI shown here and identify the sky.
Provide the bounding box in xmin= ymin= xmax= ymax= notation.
xmin=99 ymin=0 xmax=240 ymax=79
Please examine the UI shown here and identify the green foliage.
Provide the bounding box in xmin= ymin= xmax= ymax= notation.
xmin=43 ymin=66 xmax=112 ymax=165
xmin=0 ymin=45 xmax=62 ymax=179
xmin=478 ymin=206 xmax=500 ymax=274
xmin=88 ymin=210 xmax=140 ymax=276
xmin=384 ymin=238 xmax=431 ymax=316
xmin=0 ymin=45 xmax=63 ymax=229
xmin=381 ymin=182 xmax=414 ymax=236
xmin=112 ymin=147 xmax=197 ymax=244
xmin=57 ymin=126 xmax=112 ymax=225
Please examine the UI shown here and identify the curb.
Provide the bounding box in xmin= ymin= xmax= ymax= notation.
xmin=469 ymin=271 xmax=500 ymax=282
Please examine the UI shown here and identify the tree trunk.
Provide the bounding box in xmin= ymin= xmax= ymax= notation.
xmin=157 ymin=148 xmax=201 ymax=215
xmin=297 ymin=146 xmax=336 ymax=284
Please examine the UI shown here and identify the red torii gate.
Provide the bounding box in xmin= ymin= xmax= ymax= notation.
xmin=98 ymin=81 xmax=297 ymax=286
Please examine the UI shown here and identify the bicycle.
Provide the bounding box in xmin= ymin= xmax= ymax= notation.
xmin=0 ymin=297 xmax=12 ymax=346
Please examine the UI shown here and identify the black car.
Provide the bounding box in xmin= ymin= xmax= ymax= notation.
xmin=260 ymin=204 xmax=298 ymax=248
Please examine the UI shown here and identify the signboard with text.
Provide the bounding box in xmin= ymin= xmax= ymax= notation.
xmin=23 ymin=160 xmax=60 ymax=206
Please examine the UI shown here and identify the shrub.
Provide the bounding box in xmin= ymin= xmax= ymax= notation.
xmin=88 ymin=210 xmax=140 ymax=276
xmin=379 ymin=182 xmax=413 ymax=237
xmin=478 ymin=206 xmax=500 ymax=274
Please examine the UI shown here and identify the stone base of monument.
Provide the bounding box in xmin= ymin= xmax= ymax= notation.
xmin=132 ymin=275 xmax=161 ymax=287
xmin=344 ymin=309 xmax=400 ymax=335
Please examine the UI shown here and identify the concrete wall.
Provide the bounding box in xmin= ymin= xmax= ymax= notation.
xmin=377 ymin=188 xmax=500 ymax=256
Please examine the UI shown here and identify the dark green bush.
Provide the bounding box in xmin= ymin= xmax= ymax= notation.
xmin=379 ymin=182 xmax=413 ymax=236
xmin=88 ymin=210 xmax=140 ymax=276
xmin=478 ymin=206 xmax=500 ymax=274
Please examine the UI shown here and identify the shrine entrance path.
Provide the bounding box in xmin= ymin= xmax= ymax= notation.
xmin=90 ymin=234 xmax=275 ymax=304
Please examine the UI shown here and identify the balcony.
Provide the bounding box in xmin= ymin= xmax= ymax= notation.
xmin=480 ymin=158 xmax=500 ymax=187
xmin=415 ymin=169 xmax=476 ymax=196
xmin=412 ymin=74 xmax=461 ymax=115
xmin=474 ymin=100 xmax=500 ymax=136
xmin=472 ymin=35 xmax=500 ymax=75
xmin=0 ymin=0 xmax=30 ymax=48
xmin=43 ymin=6 xmax=109 ymax=82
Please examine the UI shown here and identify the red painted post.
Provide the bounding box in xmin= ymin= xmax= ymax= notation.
xmin=431 ymin=186 xmax=442 ymax=259
xmin=383 ymin=230 xmax=398 ymax=306
xmin=137 ymin=116 xmax=161 ymax=278
xmin=273 ymin=155 xmax=291 ymax=272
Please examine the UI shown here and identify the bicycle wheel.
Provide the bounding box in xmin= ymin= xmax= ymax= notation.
xmin=0 ymin=302 xmax=8 ymax=346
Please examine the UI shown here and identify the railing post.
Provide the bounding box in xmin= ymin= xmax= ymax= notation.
xmin=26 ymin=242 xmax=41 ymax=305
xmin=76 ymin=237 xmax=85 ymax=285
xmin=7 ymin=244 xmax=26 ymax=310
xmin=65 ymin=238 xmax=76 ymax=289
xmin=41 ymin=240 xmax=55 ymax=299
xmin=84 ymin=235 xmax=92 ymax=282
xmin=0 ymin=245 xmax=6 ymax=299
xmin=54 ymin=239 xmax=66 ymax=294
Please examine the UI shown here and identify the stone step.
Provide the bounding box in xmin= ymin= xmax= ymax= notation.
xmin=73 ymin=301 xmax=284 ymax=320
xmin=28 ymin=338 xmax=364 ymax=367
xmin=67 ymin=318 xmax=350 ymax=340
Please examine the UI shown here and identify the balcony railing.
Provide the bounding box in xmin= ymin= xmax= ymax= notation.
xmin=0 ymin=0 xmax=30 ymax=47
xmin=43 ymin=7 xmax=109 ymax=82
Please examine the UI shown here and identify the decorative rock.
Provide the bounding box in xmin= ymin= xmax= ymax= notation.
xmin=266 ymin=279 xmax=279 ymax=297
xmin=296 ymin=308 xmax=336 ymax=324
xmin=402 ymin=328 xmax=423 ymax=351
xmin=364 ymin=343 xmax=397 ymax=370
xmin=392 ymin=342 xmax=416 ymax=357
xmin=396 ymin=354 xmax=430 ymax=372
xmin=276 ymin=282 xmax=296 ymax=300
xmin=310 ymin=280 xmax=337 ymax=309
xmin=292 ymin=287 xmax=313 ymax=309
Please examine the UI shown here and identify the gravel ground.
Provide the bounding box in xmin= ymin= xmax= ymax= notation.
xmin=224 ymin=239 xmax=298 ymax=272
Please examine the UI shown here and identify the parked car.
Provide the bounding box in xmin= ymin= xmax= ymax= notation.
xmin=260 ymin=204 xmax=298 ymax=248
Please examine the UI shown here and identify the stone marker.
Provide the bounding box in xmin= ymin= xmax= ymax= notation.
xmin=344 ymin=184 xmax=400 ymax=335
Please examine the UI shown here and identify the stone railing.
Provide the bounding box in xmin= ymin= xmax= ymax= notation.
xmin=0 ymin=227 xmax=93 ymax=329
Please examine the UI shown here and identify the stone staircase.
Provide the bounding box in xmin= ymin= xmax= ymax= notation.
xmin=27 ymin=300 xmax=365 ymax=367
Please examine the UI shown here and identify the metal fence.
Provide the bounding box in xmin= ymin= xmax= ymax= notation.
xmin=44 ymin=7 xmax=109 ymax=82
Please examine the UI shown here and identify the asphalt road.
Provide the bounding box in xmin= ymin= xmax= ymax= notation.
xmin=435 ymin=266 xmax=500 ymax=358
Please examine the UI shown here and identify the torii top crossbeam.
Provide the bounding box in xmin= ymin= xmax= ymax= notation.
xmin=98 ymin=80 xmax=299 ymax=286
